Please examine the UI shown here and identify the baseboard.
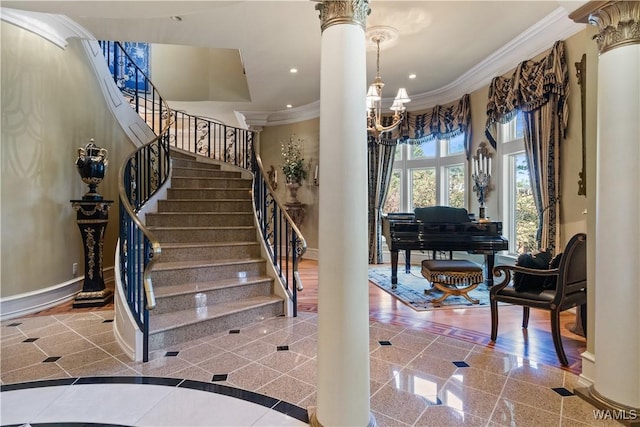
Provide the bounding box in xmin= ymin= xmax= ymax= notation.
xmin=578 ymin=350 xmax=596 ymax=388
xmin=0 ymin=267 xmax=115 ymax=321
xmin=303 ymin=248 xmax=318 ymax=261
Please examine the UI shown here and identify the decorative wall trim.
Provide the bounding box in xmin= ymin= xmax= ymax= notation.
xmin=0 ymin=6 xmax=94 ymax=49
xmin=239 ymin=6 xmax=583 ymax=126
xmin=0 ymin=268 xmax=114 ymax=321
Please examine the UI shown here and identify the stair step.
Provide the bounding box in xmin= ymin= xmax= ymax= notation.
xmin=158 ymin=199 xmax=252 ymax=212
xmin=172 ymin=158 xmax=221 ymax=170
xmin=159 ymin=241 xmax=261 ymax=262
xmin=149 ymin=226 xmax=257 ymax=243
xmin=151 ymin=276 xmax=274 ymax=315
xmin=172 ymin=166 xmax=242 ymax=178
xmin=151 ymin=258 xmax=266 ymax=284
xmin=166 ymin=188 xmax=251 ymax=200
xmin=146 ymin=212 xmax=254 ymax=227
xmin=171 ymin=177 xmax=251 ymax=189
xmin=148 ymin=296 xmax=284 ymax=350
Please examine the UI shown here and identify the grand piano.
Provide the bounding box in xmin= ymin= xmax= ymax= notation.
xmin=382 ymin=206 xmax=508 ymax=286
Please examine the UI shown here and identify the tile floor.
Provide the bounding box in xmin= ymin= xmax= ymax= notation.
xmin=0 ymin=310 xmax=618 ymax=426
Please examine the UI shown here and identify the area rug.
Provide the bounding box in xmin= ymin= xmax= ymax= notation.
xmin=368 ymin=266 xmax=491 ymax=311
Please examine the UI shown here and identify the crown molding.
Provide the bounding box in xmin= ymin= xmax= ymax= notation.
xmin=409 ymin=6 xmax=585 ymax=111
xmin=249 ymin=6 xmax=585 ymax=125
xmin=1 ymin=7 xmax=95 ymax=49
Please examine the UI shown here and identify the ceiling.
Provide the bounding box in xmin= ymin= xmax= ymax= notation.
xmin=1 ymin=1 xmax=588 ymax=127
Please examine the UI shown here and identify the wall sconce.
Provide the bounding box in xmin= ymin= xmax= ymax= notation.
xmin=313 ymin=162 xmax=319 ymax=186
xmin=472 ymin=141 xmax=492 ymax=220
xmin=267 ymin=165 xmax=277 ymax=190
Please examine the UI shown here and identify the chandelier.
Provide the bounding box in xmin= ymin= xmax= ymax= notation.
xmin=366 ymin=28 xmax=410 ymax=141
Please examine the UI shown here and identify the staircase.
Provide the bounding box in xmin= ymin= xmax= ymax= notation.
xmin=144 ymin=152 xmax=283 ymax=351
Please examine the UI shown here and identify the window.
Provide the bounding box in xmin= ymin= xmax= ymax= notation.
xmin=498 ymin=111 xmax=537 ymax=254
xmin=383 ymin=133 xmax=467 ymax=213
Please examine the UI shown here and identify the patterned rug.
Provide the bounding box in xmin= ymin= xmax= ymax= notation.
xmin=368 ymin=265 xmax=491 ymax=311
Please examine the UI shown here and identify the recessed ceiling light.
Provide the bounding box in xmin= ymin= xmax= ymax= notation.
xmin=286 ymin=104 xmax=293 ymax=108
xmin=409 ymin=73 xmax=417 ymax=79
xmin=170 ymin=16 xmax=183 ymax=22
xmin=290 ymin=68 xmax=298 ymax=74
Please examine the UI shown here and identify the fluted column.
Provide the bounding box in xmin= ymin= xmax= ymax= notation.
xmin=577 ymin=1 xmax=640 ymax=413
xmin=312 ymin=1 xmax=375 ymax=426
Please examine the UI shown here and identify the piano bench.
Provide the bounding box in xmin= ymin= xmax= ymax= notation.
xmin=421 ymin=260 xmax=484 ymax=304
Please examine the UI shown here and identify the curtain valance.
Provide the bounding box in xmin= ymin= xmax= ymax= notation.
xmin=380 ymin=94 xmax=472 ymax=158
xmin=485 ymin=40 xmax=569 ymax=148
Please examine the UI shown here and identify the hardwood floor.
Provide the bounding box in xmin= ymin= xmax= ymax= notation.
xmin=297 ymin=258 xmax=586 ymax=374
xmin=31 ymin=258 xmax=586 ymax=374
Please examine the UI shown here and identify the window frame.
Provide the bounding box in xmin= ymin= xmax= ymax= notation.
xmin=497 ymin=112 xmax=530 ymax=255
xmin=384 ymin=135 xmax=467 ymax=213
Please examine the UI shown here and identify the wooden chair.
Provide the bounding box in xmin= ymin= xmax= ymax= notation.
xmin=490 ymin=233 xmax=587 ymax=366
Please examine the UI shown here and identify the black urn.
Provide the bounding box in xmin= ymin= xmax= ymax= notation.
xmin=76 ymin=139 xmax=108 ymax=200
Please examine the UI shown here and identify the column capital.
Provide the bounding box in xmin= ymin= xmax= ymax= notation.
xmin=315 ymin=0 xmax=370 ymax=33
xmin=573 ymin=1 xmax=640 ymax=54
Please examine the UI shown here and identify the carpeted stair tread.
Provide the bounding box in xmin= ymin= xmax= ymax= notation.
xmin=154 ymin=276 xmax=273 ymax=298
xmin=153 ymin=257 xmax=265 ymax=271
xmin=149 ymin=295 xmax=283 ymax=334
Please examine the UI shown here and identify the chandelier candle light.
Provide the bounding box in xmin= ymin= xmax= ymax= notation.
xmin=366 ymin=27 xmax=410 ymax=140
xmin=472 ymin=141 xmax=492 ymax=220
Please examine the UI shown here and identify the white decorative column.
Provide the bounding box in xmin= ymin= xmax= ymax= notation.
xmin=576 ymin=1 xmax=640 ymax=416
xmin=312 ymin=1 xmax=375 ymax=426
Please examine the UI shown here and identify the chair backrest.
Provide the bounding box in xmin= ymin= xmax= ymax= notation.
xmin=414 ymin=206 xmax=470 ymax=223
xmin=555 ymin=233 xmax=587 ymax=303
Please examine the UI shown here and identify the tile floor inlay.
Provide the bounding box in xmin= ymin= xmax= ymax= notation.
xmin=552 ymin=386 xmax=575 ymax=396
xmin=0 ymin=309 xmax=605 ymax=426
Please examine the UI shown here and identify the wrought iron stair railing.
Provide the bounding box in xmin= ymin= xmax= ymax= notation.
xmin=101 ymin=41 xmax=306 ymax=361
xmin=101 ymin=41 xmax=171 ymax=361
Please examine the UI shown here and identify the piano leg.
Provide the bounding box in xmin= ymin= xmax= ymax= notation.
xmin=391 ymin=250 xmax=398 ymax=288
xmin=405 ymin=250 xmax=411 ymax=273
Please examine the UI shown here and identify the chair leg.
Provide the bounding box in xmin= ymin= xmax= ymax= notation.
xmin=522 ymin=307 xmax=530 ymax=329
xmin=490 ymin=299 xmax=498 ymax=341
xmin=551 ymin=309 xmax=569 ymax=366
xmin=580 ymin=303 xmax=587 ymax=338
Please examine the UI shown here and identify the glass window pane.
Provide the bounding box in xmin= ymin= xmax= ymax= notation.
xmin=410 ymin=168 xmax=436 ymax=209
xmin=444 ymin=133 xmax=465 ymax=156
xmin=445 ymin=164 xmax=465 ymax=208
xmin=515 ymin=110 xmax=525 ymax=139
xmin=393 ymin=144 xmax=402 ymax=161
xmin=514 ymin=153 xmax=537 ymax=253
xmin=409 ymin=140 xmax=436 ymax=159
xmin=383 ymin=170 xmax=401 ymax=213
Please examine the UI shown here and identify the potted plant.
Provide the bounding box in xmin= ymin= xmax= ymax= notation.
xmin=281 ymin=135 xmax=307 ymax=203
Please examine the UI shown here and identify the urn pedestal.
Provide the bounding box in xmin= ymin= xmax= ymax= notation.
xmin=71 ymin=200 xmax=114 ymax=308
xmin=72 ymin=140 xmax=112 ymax=308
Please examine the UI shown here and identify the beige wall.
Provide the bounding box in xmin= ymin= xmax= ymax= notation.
xmin=1 ymin=22 xmax=134 ymax=298
xmin=260 ymin=29 xmax=593 ymax=255
xmin=259 ymin=119 xmax=320 ymax=252
xmin=151 ymin=44 xmax=250 ymax=103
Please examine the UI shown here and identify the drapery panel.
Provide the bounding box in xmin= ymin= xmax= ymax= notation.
xmin=485 ymin=40 xmax=569 ymax=253
xmin=367 ymin=94 xmax=471 ymax=264
xmin=368 ymin=138 xmax=396 ymax=264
